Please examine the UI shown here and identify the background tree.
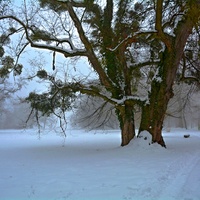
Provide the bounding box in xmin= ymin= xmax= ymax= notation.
xmin=0 ymin=100 xmax=36 ymax=129
xmin=71 ymin=93 xmax=119 ymax=130
xmin=0 ymin=3 xmax=25 ymax=127
xmin=164 ymin=83 xmax=197 ymax=130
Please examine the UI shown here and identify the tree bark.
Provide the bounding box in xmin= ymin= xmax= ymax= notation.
xmin=139 ymin=46 xmax=187 ymax=147
xmin=138 ymin=80 xmax=170 ymax=147
xmin=121 ymin=121 xmax=135 ymax=146
xmin=117 ymin=104 xmax=135 ymax=146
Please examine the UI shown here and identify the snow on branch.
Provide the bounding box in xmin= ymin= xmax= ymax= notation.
xmin=0 ymin=15 xmax=88 ymax=58
xmin=110 ymin=95 xmax=145 ymax=106
xmin=57 ymin=0 xmax=85 ymax=7
xmin=107 ymin=31 xmax=157 ymax=52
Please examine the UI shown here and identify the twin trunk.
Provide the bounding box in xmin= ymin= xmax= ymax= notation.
xmin=119 ymin=86 xmax=172 ymax=147
xmin=138 ymin=85 xmax=172 ymax=148
xmin=120 ymin=50 xmax=177 ymax=147
xmin=117 ymin=7 xmax=196 ymax=147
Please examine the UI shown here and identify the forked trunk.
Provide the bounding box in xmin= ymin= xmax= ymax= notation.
xmin=138 ymin=77 xmax=173 ymax=148
xmin=139 ymin=103 xmax=166 ymax=147
xmin=138 ymin=2 xmax=198 ymax=147
xmin=151 ymin=123 xmax=166 ymax=147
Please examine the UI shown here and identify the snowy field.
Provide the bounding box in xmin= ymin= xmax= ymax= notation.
xmin=0 ymin=128 xmax=200 ymax=200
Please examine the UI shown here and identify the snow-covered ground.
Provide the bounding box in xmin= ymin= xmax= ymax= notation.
xmin=0 ymin=128 xmax=200 ymax=200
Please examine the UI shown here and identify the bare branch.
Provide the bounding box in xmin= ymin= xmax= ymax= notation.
xmin=155 ymin=0 xmax=163 ymax=34
xmin=107 ymin=31 xmax=157 ymax=52
xmin=14 ymin=41 xmax=29 ymax=66
xmin=0 ymin=15 xmax=88 ymax=58
xmin=57 ymin=0 xmax=85 ymax=7
xmin=130 ymin=60 xmax=160 ymax=72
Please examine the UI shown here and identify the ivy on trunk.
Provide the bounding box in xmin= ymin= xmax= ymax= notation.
xmin=139 ymin=0 xmax=200 ymax=146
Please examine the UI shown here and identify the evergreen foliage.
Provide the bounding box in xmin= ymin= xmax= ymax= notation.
xmin=26 ymin=78 xmax=76 ymax=117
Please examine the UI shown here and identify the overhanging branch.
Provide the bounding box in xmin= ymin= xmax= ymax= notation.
xmin=0 ymin=15 xmax=88 ymax=58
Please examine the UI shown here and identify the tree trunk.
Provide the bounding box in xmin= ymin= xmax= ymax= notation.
xmin=139 ymin=96 xmax=168 ymax=148
xmin=117 ymin=104 xmax=135 ymax=146
xmin=138 ymin=0 xmax=200 ymax=147
xmin=139 ymin=10 xmax=197 ymax=145
xmin=121 ymin=117 xmax=135 ymax=146
xmin=139 ymin=49 xmax=175 ymax=147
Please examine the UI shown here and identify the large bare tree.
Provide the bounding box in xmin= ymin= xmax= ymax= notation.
xmin=0 ymin=0 xmax=200 ymax=147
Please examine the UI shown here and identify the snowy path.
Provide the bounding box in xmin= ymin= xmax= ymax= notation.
xmin=179 ymin=158 xmax=200 ymax=200
xmin=0 ymin=129 xmax=200 ymax=200
xmin=156 ymin=134 xmax=200 ymax=200
xmin=157 ymin=151 xmax=200 ymax=200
